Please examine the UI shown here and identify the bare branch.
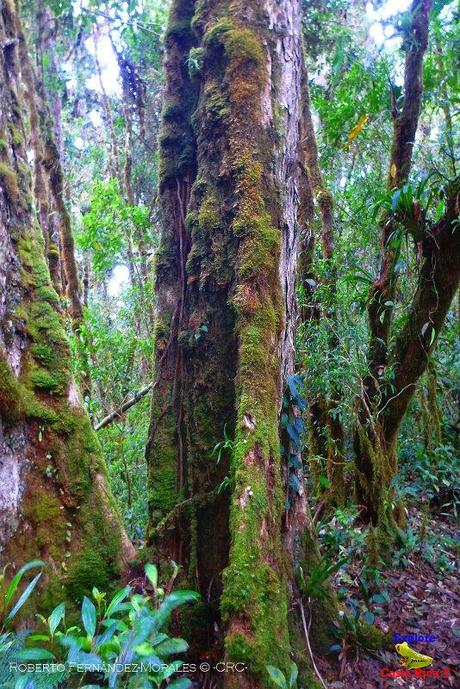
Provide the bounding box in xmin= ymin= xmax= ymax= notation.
xmin=94 ymin=383 xmax=152 ymax=431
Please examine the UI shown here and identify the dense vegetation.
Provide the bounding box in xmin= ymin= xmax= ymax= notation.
xmin=0 ymin=0 xmax=458 ymax=688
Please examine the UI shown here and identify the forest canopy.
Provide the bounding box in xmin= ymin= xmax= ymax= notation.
xmin=0 ymin=0 xmax=458 ymax=688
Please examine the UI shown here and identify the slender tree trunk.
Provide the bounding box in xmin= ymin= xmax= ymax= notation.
xmin=354 ymin=0 xmax=433 ymax=532
xmin=355 ymin=181 xmax=459 ymax=535
xmin=147 ymin=0 xmax=336 ymax=684
xmin=94 ymin=29 xmax=122 ymax=186
xmin=299 ymin=67 xmax=345 ymax=507
xmin=0 ymin=0 xmax=134 ymax=605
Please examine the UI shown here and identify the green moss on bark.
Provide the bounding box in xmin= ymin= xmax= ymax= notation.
xmin=1 ymin=123 xmax=130 ymax=608
xmin=157 ymin=0 xmax=197 ymax=191
xmin=0 ymin=358 xmax=24 ymax=423
xmin=0 ymin=160 xmax=19 ymax=202
xmin=189 ymin=9 xmax=291 ymax=680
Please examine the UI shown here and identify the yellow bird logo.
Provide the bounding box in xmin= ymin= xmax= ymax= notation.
xmin=395 ymin=642 xmax=434 ymax=670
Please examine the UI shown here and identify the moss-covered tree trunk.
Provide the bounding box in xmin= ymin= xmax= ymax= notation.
xmin=354 ymin=0 xmax=435 ymax=535
xmin=147 ymin=0 xmax=336 ymax=685
xmin=0 ymin=0 xmax=134 ymax=606
xmin=19 ymin=0 xmax=92 ymax=398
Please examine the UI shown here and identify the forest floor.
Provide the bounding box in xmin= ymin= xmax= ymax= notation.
xmin=316 ymin=508 xmax=459 ymax=689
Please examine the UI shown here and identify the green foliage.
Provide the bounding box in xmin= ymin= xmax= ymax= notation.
xmin=79 ymin=179 xmax=150 ymax=278
xmin=397 ymin=440 xmax=460 ymax=520
xmin=297 ymin=555 xmax=348 ymax=600
xmin=331 ymin=608 xmax=388 ymax=656
xmin=210 ymin=424 xmax=234 ymax=465
xmin=0 ymin=562 xmax=199 ymax=689
xmin=266 ymin=662 xmax=298 ymax=689
xmin=0 ymin=560 xmax=44 ymax=629
xmin=15 ymin=0 xmax=458 ymax=679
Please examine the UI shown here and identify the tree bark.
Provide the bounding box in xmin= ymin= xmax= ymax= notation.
xmin=17 ymin=1 xmax=91 ymax=398
xmin=365 ymin=0 xmax=431 ymax=388
xmin=355 ymin=180 xmax=459 ymax=531
xmin=0 ymin=0 xmax=134 ymax=606
xmin=355 ymin=0 xmax=434 ymax=530
xmin=147 ymin=0 xmax=335 ymax=684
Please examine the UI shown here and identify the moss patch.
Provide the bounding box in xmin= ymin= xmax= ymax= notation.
xmin=0 ymin=161 xmax=19 ymax=202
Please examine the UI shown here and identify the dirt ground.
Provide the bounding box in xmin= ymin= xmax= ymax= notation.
xmin=318 ymin=512 xmax=459 ymax=689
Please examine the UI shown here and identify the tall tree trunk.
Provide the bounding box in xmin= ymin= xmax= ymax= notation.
xmin=93 ymin=28 xmax=122 ymax=186
xmin=0 ymin=0 xmax=134 ymax=606
xmin=18 ymin=0 xmax=91 ymax=398
xmin=354 ymin=0 xmax=433 ymax=533
xmin=35 ymin=0 xmax=64 ymax=293
xmin=299 ymin=66 xmax=346 ymax=507
xmin=147 ymin=0 xmax=336 ymax=684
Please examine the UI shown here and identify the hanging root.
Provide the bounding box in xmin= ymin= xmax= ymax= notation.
xmin=299 ymin=598 xmax=329 ymax=689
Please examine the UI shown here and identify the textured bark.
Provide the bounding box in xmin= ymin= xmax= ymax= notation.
xmin=146 ymin=0 xmax=331 ymax=684
xmin=355 ymin=182 xmax=459 ymax=528
xmin=35 ymin=0 xmax=64 ymax=293
xmin=366 ymin=0 xmax=432 ymax=390
xmin=17 ymin=0 xmax=89 ymax=395
xmin=15 ymin=14 xmax=50 ymax=257
xmin=0 ymin=0 xmax=134 ymax=605
xmin=355 ymin=0 xmax=434 ymax=528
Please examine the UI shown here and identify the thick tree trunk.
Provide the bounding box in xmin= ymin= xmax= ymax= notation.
xmin=147 ymin=0 xmax=333 ymax=684
xmin=0 ymin=0 xmax=134 ymax=605
xmin=17 ymin=1 xmax=91 ymax=398
xmin=35 ymin=1 xmax=64 ymax=295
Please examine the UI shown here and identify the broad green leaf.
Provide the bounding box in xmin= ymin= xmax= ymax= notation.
xmin=154 ymin=637 xmax=188 ymax=656
xmin=266 ymin=665 xmax=287 ymax=689
xmin=145 ymin=563 xmax=158 ymax=589
xmin=364 ymin=611 xmax=375 ymax=624
xmin=14 ymin=676 xmax=35 ymax=689
xmin=135 ymin=642 xmax=156 ymax=656
xmin=82 ymin=596 xmax=96 ymax=637
xmin=289 ymin=662 xmax=298 ymax=688
xmin=28 ymin=634 xmax=50 ymax=642
xmin=17 ymin=647 xmax=55 ymax=660
xmin=167 ymin=680 xmax=192 ymax=689
xmin=105 ymin=585 xmax=131 ymax=619
xmin=48 ymin=602 xmax=65 ymax=636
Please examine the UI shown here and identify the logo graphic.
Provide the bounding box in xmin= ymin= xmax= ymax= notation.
xmin=395 ymin=642 xmax=433 ymax=670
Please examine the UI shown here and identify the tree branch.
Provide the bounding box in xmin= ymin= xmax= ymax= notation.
xmin=367 ymin=0 xmax=432 ymax=385
xmin=383 ymin=181 xmax=460 ymax=443
xmin=94 ymin=383 xmax=152 ymax=431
